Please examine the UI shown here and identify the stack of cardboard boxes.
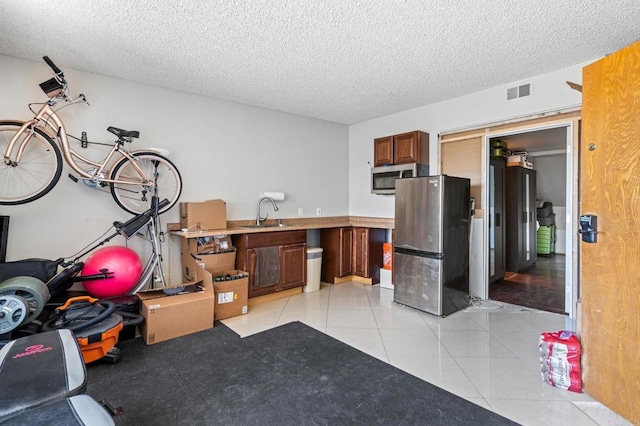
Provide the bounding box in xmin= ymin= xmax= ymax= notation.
xmin=137 ymin=199 xmax=249 ymax=345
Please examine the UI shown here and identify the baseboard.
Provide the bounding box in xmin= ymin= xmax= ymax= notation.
xmin=249 ymin=287 xmax=302 ymax=306
xmin=333 ymin=275 xmax=373 ymax=285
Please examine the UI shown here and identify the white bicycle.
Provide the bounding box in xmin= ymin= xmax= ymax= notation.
xmin=0 ymin=56 xmax=182 ymax=215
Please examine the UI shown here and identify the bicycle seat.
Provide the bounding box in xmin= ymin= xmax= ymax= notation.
xmin=107 ymin=127 xmax=139 ymax=139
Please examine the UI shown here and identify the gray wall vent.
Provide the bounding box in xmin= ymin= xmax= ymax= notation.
xmin=507 ymin=83 xmax=531 ymax=100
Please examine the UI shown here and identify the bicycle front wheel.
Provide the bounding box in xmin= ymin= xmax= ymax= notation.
xmin=110 ymin=151 xmax=182 ymax=215
xmin=0 ymin=121 xmax=63 ymax=205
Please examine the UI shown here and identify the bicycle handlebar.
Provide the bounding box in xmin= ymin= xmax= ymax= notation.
xmin=43 ymin=55 xmax=64 ymax=78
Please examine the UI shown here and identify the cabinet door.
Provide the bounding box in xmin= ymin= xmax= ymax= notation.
xmin=489 ymin=159 xmax=506 ymax=283
xmin=394 ymin=131 xmax=428 ymax=164
xmin=246 ymin=248 xmax=279 ymax=298
xmin=506 ymin=166 xmax=537 ymax=272
xmin=352 ymin=228 xmax=369 ymax=277
xmin=523 ymin=169 xmax=537 ymax=268
xmin=374 ymin=136 xmax=394 ymax=166
xmin=281 ymin=243 xmax=306 ymax=290
xmin=339 ymin=227 xmax=353 ymax=276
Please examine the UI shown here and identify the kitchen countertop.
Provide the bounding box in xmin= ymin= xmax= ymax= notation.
xmin=170 ymin=216 xmax=394 ymax=238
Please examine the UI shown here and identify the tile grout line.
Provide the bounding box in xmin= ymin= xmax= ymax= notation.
xmin=364 ymin=281 xmax=391 ymax=362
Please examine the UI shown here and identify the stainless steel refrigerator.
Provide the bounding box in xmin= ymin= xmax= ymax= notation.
xmin=393 ymin=175 xmax=471 ymax=316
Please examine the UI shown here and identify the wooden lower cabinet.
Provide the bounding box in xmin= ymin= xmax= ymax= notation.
xmin=281 ymin=243 xmax=306 ymax=290
xmin=233 ymin=230 xmax=307 ymax=298
xmin=320 ymin=227 xmax=385 ymax=284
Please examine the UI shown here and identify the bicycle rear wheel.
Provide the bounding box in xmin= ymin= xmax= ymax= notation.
xmin=0 ymin=121 xmax=63 ymax=205
xmin=110 ymin=151 xmax=182 ymax=215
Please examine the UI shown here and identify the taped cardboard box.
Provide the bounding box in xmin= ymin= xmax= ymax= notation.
xmin=137 ymin=274 xmax=214 ymax=345
xmin=179 ymin=199 xmax=227 ymax=231
xmin=205 ymin=269 xmax=249 ymax=320
xmin=213 ymin=270 xmax=249 ymax=320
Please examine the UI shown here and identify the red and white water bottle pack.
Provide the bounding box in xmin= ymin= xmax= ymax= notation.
xmin=539 ymin=330 xmax=583 ymax=393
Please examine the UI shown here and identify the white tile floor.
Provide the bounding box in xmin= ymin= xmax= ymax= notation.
xmin=221 ymin=282 xmax=632 ymax=426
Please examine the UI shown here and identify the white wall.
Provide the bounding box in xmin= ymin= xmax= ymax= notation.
xmin=535 ymin=154 xmax=567 ymax=206
xmin=0 ymin=55 xmax=348 ymax=283
xmin=1 ymin=55 xmax=595 ymax=289
xmin=535 ymin=154 xmax=567 ymax=254
xmin=348 ymin=61 xmax=589 ymax=217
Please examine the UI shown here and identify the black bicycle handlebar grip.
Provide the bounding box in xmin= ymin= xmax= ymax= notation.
xmin=157 ymin=198 xmax=170 ymax=210
xmin=43 ymin=56 xmax=64 ymax=77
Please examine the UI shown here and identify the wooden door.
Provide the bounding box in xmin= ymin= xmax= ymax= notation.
xmin=339 ymin=227 xmax=354 ymax=276
xmin=581 ymin=40 xmax=640 ymax=422
xmin=281 ymin=243 xmax=306 ymax=290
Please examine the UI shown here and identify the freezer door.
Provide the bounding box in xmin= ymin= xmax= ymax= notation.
xmin=395 ymin=176 xmax=443 ymax=253
xmin=393 ymin=251 xmax=443 ymax=316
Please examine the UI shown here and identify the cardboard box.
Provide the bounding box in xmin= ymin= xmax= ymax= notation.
xmin=137 ymin=276 xmax=215 ymax=345
xmin=179 ymin=199 xmax=227 ymax=231
xmin=181 ymin=237 xmax=236 ymax=282
xmin=195 ymin=235 xmax=233 ymax=254
xmin=182 ymin=249 xmax=236 ymax=282
xmin=507 ymin=154 xmax=528 ymax=163
xmin=507 ymin=160 xmax=534 ymax=169
xmin=210 ymin=270 xmax=249 ymax=320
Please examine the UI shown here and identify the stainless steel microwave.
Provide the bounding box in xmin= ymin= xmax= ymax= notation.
xmin=371 ymin=163 xmax=430 ymax=194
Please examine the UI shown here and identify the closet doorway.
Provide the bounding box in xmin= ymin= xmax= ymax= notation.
xmin=487 ymin=126 xmax=571 ymax=315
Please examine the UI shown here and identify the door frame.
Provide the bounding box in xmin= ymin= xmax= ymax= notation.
xmin=439 ymin=110 xmax=581 ymax=319
xmin=482 ymin=120 xmax=579 ymax=317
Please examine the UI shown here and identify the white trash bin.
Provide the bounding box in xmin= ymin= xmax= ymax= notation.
xmin=303 ymin=247 xmax=323 ymax=293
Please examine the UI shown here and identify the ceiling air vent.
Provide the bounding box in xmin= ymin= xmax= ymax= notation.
xmin=507 ymin=83 xmax=531 ymax=100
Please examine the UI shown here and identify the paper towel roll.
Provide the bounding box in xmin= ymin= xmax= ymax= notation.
xmin=261 ymin=192 xmax=285 ymax=201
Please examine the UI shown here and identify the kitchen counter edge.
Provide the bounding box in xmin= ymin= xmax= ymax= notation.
xmin=169 ymin=216 xmax=394 ymax=238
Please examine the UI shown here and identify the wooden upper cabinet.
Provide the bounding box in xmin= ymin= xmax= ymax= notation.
xmin=373 ymin=131 xmax=429 ymax=166
xmin=394 ymin=131 xmax=429 ymax=164
xmin=373 ymin=136 xmax=394 ymax=166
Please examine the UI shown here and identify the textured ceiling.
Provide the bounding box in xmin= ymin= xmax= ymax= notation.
xmin=0 ymin=1 xmax=638 ymax=124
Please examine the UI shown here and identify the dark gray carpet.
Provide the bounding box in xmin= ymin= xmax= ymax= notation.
xmin=86 ymin=321 xmax=517 ymax=425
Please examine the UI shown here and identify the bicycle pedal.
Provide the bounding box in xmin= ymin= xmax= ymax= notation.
xmin=68 ymin=174 xmax=78 ymax=183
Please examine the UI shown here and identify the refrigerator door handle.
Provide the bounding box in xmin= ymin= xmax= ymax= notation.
xmin=394 ymin=246 xmax=444 ymax=259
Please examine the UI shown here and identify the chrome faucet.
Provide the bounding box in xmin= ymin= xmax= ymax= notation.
xmin=256 ymin=196 xmax=279 ymax=225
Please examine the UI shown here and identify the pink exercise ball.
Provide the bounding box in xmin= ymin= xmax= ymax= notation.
xmin=81 ymin=246 xmax=143 ymax=298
